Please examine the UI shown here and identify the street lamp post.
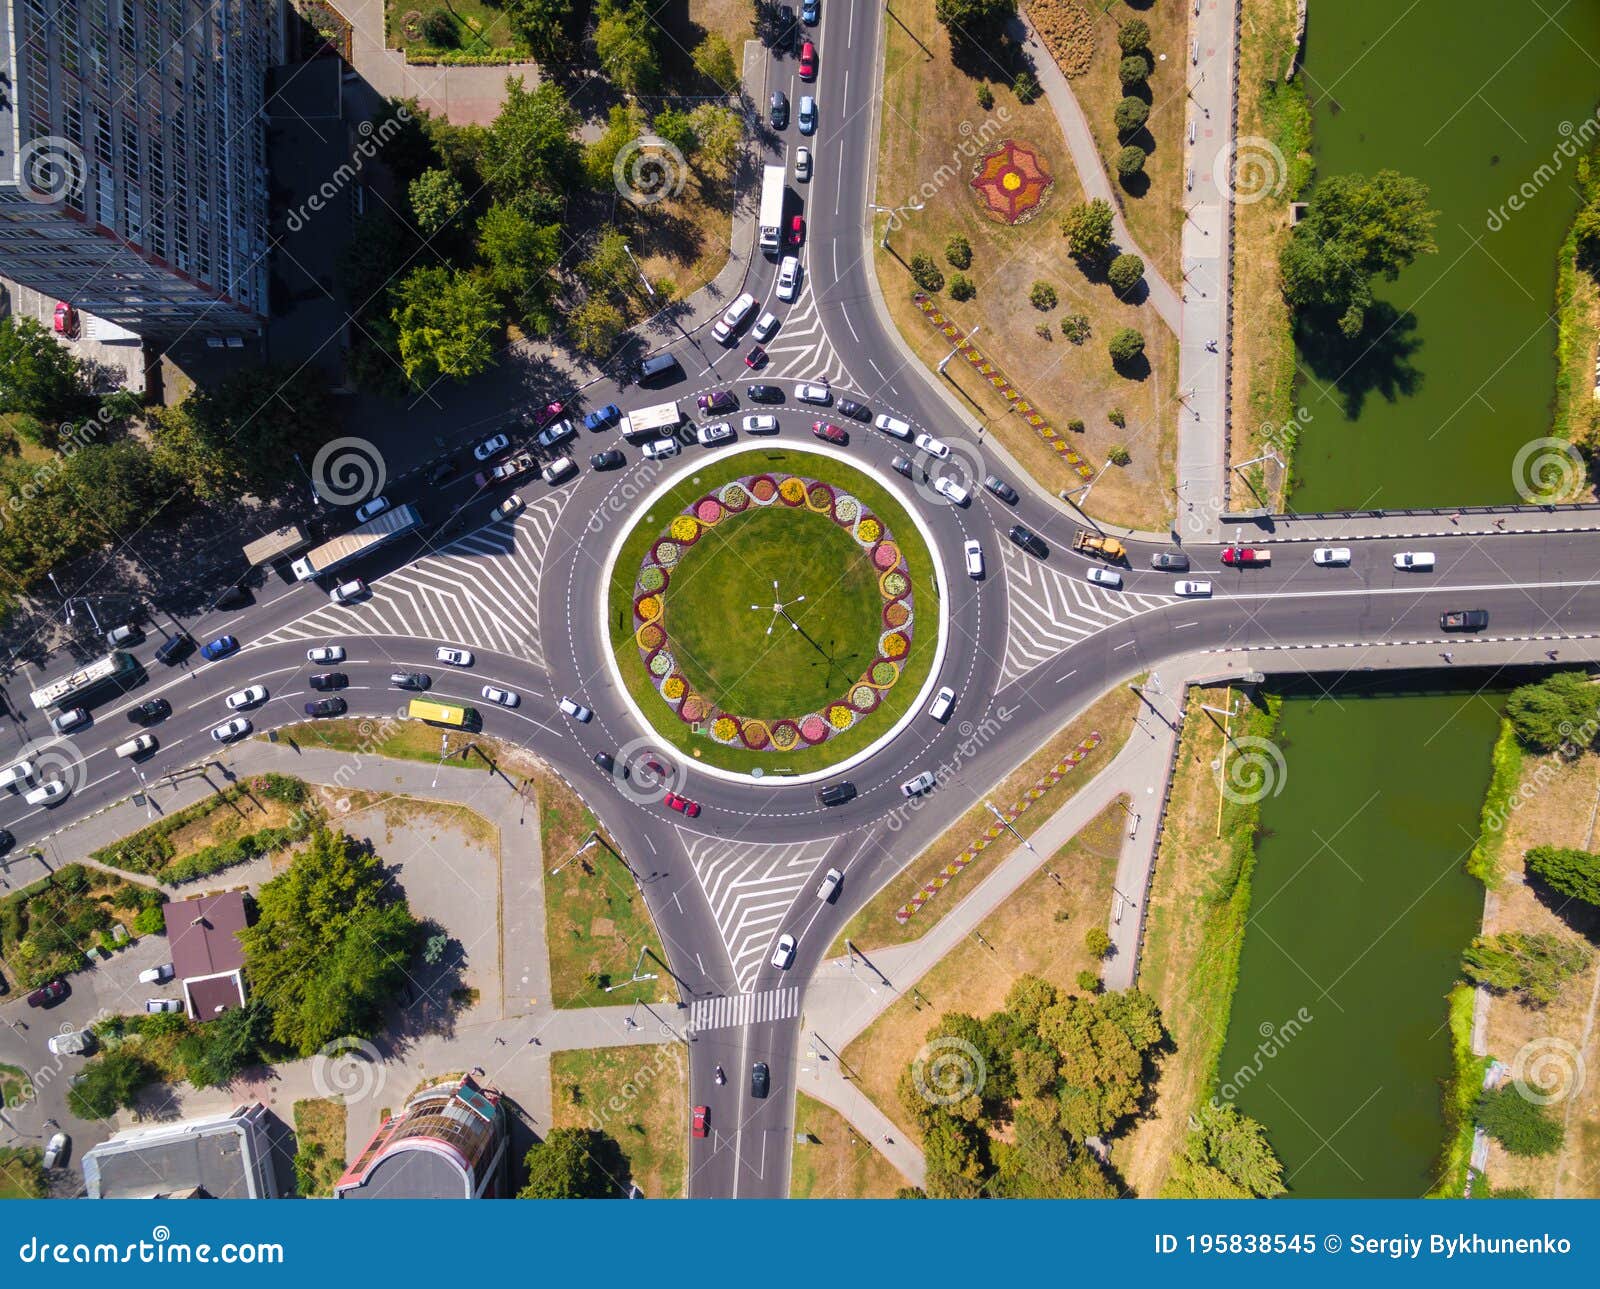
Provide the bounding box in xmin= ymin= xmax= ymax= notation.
xmin=604 ymin=945 xmax=658 ymax=994
xmin=867 ymin=201 xmax=924 ymax=250
xmin=431 ymin=733 xmax=450 ymax=788
xmin=621 ymin=241 xmax=656 ymax=300
xmin=291 ymin=452 xmax=323 ymax=507
xmin=551 ymin=830 xmax=599 ymax=877
xmin=938 ymin=325 xmax=978 ymax=375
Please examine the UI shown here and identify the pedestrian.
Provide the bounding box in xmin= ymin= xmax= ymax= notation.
xmin=1449 ymin=512 xmax=1460 ymax=525
xmin=1205 ymin=339 xmax=1218 ymax=353
xmin=1548 ymin=649 xmax=1560 ymax=660
xmin=1442 ymin=651 xmax=1454 ymax=663
xmin=1495 ymin=517 xmax=1506 ymax=531
xmin=494 ymin=1036 xmax=506 ymax=1046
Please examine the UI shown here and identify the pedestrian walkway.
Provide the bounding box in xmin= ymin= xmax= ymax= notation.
xmin=688 ymin=985 xmax=800 ymax=1032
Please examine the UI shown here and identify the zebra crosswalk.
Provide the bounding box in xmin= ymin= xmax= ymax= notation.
xmin=251 ymin=492 xmax=570 ymax=669
xmin=679 ymin=830 xmax=837 ymax=993
xmin=687 ymin=985 xmax=800 ymax=1033
xmin=999 ymin=543 xmax=1177 ymax=689
xmin=758 ymin=273 xmax=855 ymax=387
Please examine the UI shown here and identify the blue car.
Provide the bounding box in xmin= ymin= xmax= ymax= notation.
xmin=583 ymin=403 xmax=621 ymax=431
xmin=802 ymin=0 xmax=819 ymax=22
xmin=199 ymin=634 xmax=238 ymax=661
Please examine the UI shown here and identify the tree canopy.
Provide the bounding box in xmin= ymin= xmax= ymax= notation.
xmin=1061 ymin=199 xmax=1115 ymax=262
xmin=1461 ymin=932 xmax=1590 ymax=1006
xmin=1524 ymin=844 xmax=1600 ymax=909
xmin=1163 ymin=1101 xmax=1286 ymax=1198
xmin=1505 ymin=670 xmax=1595 ymax=752
xmin=1476 ymin=1085 xmax=1563 ymax=1157
xmin=391 ymin=266 xmax=501 ymax=387
xmin=933 ymin=0 xmax=1016 ymax=48
xmin=67 ymin=1047 xmax=158 ymax=1120
xmin=519 ymin=1128 xmax=624 ymax=1198
xmin=483 ymin=78 xmax=581 ymax=221
xmin=0 ymin=317 xmax=94 ymax=422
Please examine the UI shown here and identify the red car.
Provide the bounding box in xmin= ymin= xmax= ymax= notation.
xmin=692 ymin=1105 xmax=709 ymax=1138
xmin=812 ymin=421 xmax=848 ymax=445
xmin=799 ymin=40 xmax=817 ymax=79
xmin=788 ymin=215 xmax=805 ymax=247
xmin=531 ymin=400 xmax=565 ymax=429
xmin=26 ymin=978 xmax=68 ymax=1008
xmin=1220 ymin=546 xmax=1271 ymax=566
xmin=745 ymin=345 xmax=768 ymax=368
xmin=665 ymin=792 xmax=702 ymax=818
xmin=52 ymin=302 xmax=79 ymax=338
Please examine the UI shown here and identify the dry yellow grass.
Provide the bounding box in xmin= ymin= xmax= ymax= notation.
xmin=841 ymin=804 xmax=1126 ymax=1143
xmin=791 ymin=1093 xmax=911 ymax=1197
xmin=1027 ymin=0 xmax=1096 ymax=77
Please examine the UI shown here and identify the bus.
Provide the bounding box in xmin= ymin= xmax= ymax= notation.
xmin=620 ymin=401 xmax=681 ymax=443
xmin=30 ymin=651 xmax=139 ymax=710
xmin=407 ymin=699 xmax=478 ymax=730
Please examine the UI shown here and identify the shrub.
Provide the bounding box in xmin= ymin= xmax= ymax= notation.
xmin=1118 ymin=54 xmax=1148 ymax=88
xmin=1061 ymin=199 xmax=1115 ymax=261
xmin=910 ymin=254 xmax=945 ymax=293
xmin=1085 ymin=927 xmax=1112 ymax=957
xmin=1506 ymin=671 xmax=1595 ymax=752
xmin=1067 ymin=417 xmax=1085 ymax=433
xmin=949 ymin=273 xmax=975 ymax=301
xmin=1461 ymin=932 xmax=1591 ymax=1006
xmin=421 ymin=9 xmax=458 ymax=47
xmin=1012 ymin=71 xmax=1040 ymax=105
xmin=945 ymin=235 xmax=972 ymax=269
xmin=1475 ymin=1086 xmax=1563 ymax=1157
xmin=1115 ymin=145 xmax=1148 ymax=179
xmin=1114 ymin=96 xmax=1150 ymax=135
xmin=1525 ymin=845 xmax=1600 ymax=908
xmin=1060 ymin=313 xmax=1091 ymax=343
xmin=1117 ymin=17 xmax=1150 ymax=52
xmin=1035 ymin=323 xmax=1054 ymax=340
xmin=1108 ymin=252 xmax=1145 ymax=294
xmin=1108 ymin=407 xmax=1126 ymax=427
xmin=976 ymin=83 xmax=995 ymax=110
xmin=1076 ymin=969 xmax=1101 ymax=993
xmin=1109 ymin=445 xmax=1132 ymax=466
xmin=1108 ymin=326 xmax=1146 ymax=365
xmin=424 ymin=933 xmax=450 ymax=965
xmin=1029 ymin=281 xmax=1058 ymax=310
xmin=133 ymin=902 xmax=167 ymax=937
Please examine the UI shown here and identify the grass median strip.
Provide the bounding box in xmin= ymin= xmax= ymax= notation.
xmin=551 ymin=1045 xmax=687 ymax=1198
xmin=790 ymin=1093 xmax=909 ymax=1198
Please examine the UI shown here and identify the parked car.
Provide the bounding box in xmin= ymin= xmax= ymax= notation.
xmin=1312 ymin=547 xmax=1352 ymax=566
xmin=391 ymin=672 xmax=430 ymax=691
xmin=436 ymin=647 xmax=474 ymax=667
xmin=154 ymin=634 xmax=193 ymax=665
xmin=41 ymin=1133 xmax=68 ymax=1170
xmin=697 ymin=388 xmax=738 ymax=415
xmin=559 ymin=696 xmax=594 ymax=723
xmin=801 ymin=0 xmax=819 ymax=21
xmin=584 ymin=403 xmax=621 ymax=431
xmin=494 ymin=494 xmax=525 ymax=520
xmin=697 ymin=421 xmax=735 ymax=447
xmin=26 ymin=978 xmax=68 ymax=1008
xmin=304 ymin=696 xmax=346 ymax=717
xmin=812 ymin=421 xmax=848 ymax=445
xmin=1173 ymin=580 xmax=1213 ymax=597
xmin=53 ymin=302 xmax=79 ymax=337
xmin=138 ymin=963 xmax=175 ymax=985
xmin=744 ymin=345 xmax=769 ymax=369
xmin=798 ymin=40 xmax=816 ymax=78
xmin=1086 ymin=567 xmax=1124 ymax=589
xmin=225 ymin=685 xmax=267 ymax=710
xmin=692 ymin=1105 xmax=710 ymax=1139
xmin=769 ymin=90 xmax=789 ymax=128
xmin=52 ymin=707 xmax=89 ymax=734
xmin=330 ymin=578 xmax=366 ymax=604
xmin=483 ymin=686 xmax=520 ymax=708
xmin=747 ymin=383 xmax=785 ymax=403
xmin=145 ymin=998 xmax=183 ymax=1014
xmin=531 ymin=399 xmax=566 ymax=429
xmin=817 ymin=868 xmax=843 ymax=901
xmin=541 ymin=456 xmax=578 ymax=486
xmin=984 ymin=474 xmax=1019 ymax=505
xmin=307 ymin=646 xmax=345 ymax=663
xmin=211 ymin=717 xmax=251 ymax=743
xmin=473 ymin=433 xmax=510 ymax=461
xmin=354 ymin=496 xmax=390 ymax=523
xmin=199 ymin=634 xmax=238 ymax=661
xmin=901 ymin=770 xmax=935 ymax=797
xmin=664 ymin=791 xmax=701 ymax=817
xmin=536 ymin=419 xmax=576 ymax=450
xmin=1150 ymin=550 xmax=1190 ymax=571
xmin=129 ymin=698 xmax=171 ymax=725
xmin=105 ymin=622 xmax=141 ymax=647
xmin=309 ymin=672 xmax=348 ymax=690
xmin=770 ymin=933 xmax=796 ymax=969
xmin=795 ymin=146 xmax=812 ymax=181
xmin=48 ymin=1029 xmax=95 ymax=1057
xmin=743 ymin=414 xmax=779 ymax=435
xmin=1220 ymin=546 xmax=1270 ymax=566
xmin=711 ymin=294 xmax=757 ymax=345
xmin=590 ymin=449 xmax=626 ymax=470
xmin=476 ymin=451 xmax=535 ymax=489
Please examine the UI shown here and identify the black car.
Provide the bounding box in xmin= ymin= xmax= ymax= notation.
xmin=594 ymin=751 xmax=628 ymax=778
xmin=427 ymin=460 xmax=454 ymax=486
xmin=0 ymin=829 xmax=12 ymax=855
xmin=769 ymin=90 xmax=789 ymax=129
xmin=891 ymin=455 xmax=914 ymax=478
xmin=305 ymin=697 xmax=347 ymax=717
xmin=309 ymin=672 xmax=348 ymax=690
xmin=746 ymin=383 xmax=784 ymax=403
xmin=837 ymin=398 xmax=870 ymax=422
xmin=817 ymin=781 xmax=857 ymax=807
xmin=590 ymin=449 xmax=626 ymax=471
xmin=751 ymin=1061 xmax=770 ymax=1099
xmin=214 ymin=584 xmax=251 ymax=609
xmin=129 ymin=698 xmax=171 ymax=725
xmin=1442 ymin=609 xmax=1490 ymax=632
xmin=983 ymin=474 xmax=1020 ymax=505
xmin=154 ymin=634 xmax=193 ymax=665
xmin=391 ymin=672 xmax=431 ymax=691
xmin=1150 ymin=550 xmax=1190 ymax=572
xmin=1008 ymin=524 xmax=1048 ymax=558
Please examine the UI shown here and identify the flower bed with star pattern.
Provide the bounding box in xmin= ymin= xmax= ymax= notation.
xmin=633 ymin=474 xmax=913 ymax=753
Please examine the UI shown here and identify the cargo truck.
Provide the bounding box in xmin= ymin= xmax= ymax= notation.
xmin=290 ymin=504 xmax=422 ymax=580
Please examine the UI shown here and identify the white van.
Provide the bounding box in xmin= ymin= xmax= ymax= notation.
xmin=928 ymin=686 xmax=956 ymax=722
xmin=1393 ymin=551 xmax=1435 ymax=570
xmin=873 ymin=414 xmax=912 ymax=440
xmin=115 ymin=734 xmax=157 ymax=759
xmin=0 ymin=760 xmax=33 ymax=791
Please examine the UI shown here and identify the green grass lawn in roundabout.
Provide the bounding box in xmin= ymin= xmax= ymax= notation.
xmin=606 ymin=446 xmax=942 ymax=777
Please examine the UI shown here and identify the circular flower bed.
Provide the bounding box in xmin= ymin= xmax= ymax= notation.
xmin=629 ymin=472 xmax=916 ymax=752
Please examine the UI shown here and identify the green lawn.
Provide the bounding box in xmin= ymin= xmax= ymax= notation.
xmin=0 ymin=1147 xmax=45 ymax=1199
xmin=0 ymin=1063 xmax=33 ymax=1111
xmin=608 ymin=448 xmax=938 ymax=775
xmin=666 ymin=506 xmax=884 ymax=718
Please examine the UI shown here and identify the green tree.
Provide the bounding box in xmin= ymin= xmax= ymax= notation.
xmin=1037 ymin=994 xmax=1151 ymax=1139
xmin=520 ymin=1127 xmax=621 ymax=1197
xmin=391 ymin=266 xmax=500 ymax=387
xmin=1506 ymin=671 xmax=1595 ymax=752
xmin=910 ymin=254 xmax=945 ymax=293
xmin=176 ymin=999 xmax=272 ymax=1088
xmin=583 ymin=104 xmax=645 ymax=190
xmin=1115 ymin=145 xmax=1147 ymax=179
xmin=1012 ymin=71 xmax=1040 ymax=105
xmin=1461 ymin=932 xmax=1591 ymax=1006
xmin=1525 ymin=844 xmax=1600 ymax=908
xmin=1108 ymin=326 xmax=1145 ymax=366
xmin=594 ymin=0 xmax=660 ymax=93
xmin=476 ymin=203 xmax=562 ymax=332
xmin=1164 ymin=1102 xmax=1285 ymax=1197
xmin=568 ymin=298 xmax=629 ymax=358
xmin=1476 ymin=1085 xmax=1563 ymax=1157
xmin=945 ymin=234 xmax=972 ymax=269
xmin=993 ymin=1103 xmax=1117 ymax=1197
xmin=933 ymin=0 xmax=1016 ymax=48
xmin=1108 ymin=252 xmax=1145 ymax=294
xmin=483 ymin=78 xmax=580 ymax=221
xmin=0 ymin=316 xmax=93 ymax=422
xmin=1280 ymin=170 xmax=1437 ymax=337
xmin=1029 ymin=281 xmax=1058 ymax=310
xmin=652 ymin=107 xmax=699 ymax=158
xmin=67 ymin=1048 xmax=158 ymax=1119
xmin=686 ymin=104 xmax=743 ymax=181
xmin=408 ymin=167 xmax=466 ymax=239
xmin=421 ymin=8 xmax=457 ymax=46
xmin=949 ymin=273 xmax=975 ymax=301
xmin=691 ymin=33 xmax=739 ymax=89
xmin=1061 ymin=198 xmax=1115 ymax=261
xmin=1117 ymin=17 xmax=1150 ymax=52
xmin=240 ymin=828 xmax=421 ymax=1057
xmin=502 ymin=0 xmax=576 ymax=64
xmin=63 ymin=441 xmax=176 ymax=537
xmin=1118 ymin=54 xmax=1149 ymax=88
xmin=1114 ymin=96 xmax=1150 ymax=135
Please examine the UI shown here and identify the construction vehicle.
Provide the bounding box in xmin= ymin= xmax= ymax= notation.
xmin=1072 ymin=530 xmax=1126 ymax=561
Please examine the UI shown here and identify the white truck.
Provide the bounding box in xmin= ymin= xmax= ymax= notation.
xmin=758 ymin=163 xmax=786 ymax=255
xmin=620 ymin=401 xmax=682 ymax=443
xmin=291 ymin=504 xmax=422 ymax=580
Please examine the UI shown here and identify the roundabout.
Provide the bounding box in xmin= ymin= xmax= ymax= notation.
xmin=603 ymin=445 xmax=946 ymax=781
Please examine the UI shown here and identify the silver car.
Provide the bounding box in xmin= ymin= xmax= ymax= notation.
xmin=901 ymin=770 xmax=935 ymax=797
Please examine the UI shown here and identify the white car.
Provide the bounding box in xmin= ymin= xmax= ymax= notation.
xmin=1086 ymin=567 xmax=1123 ymax=589
xmin=145 ymin=998 xmax=183 ymax=1013
xmin=964 ymin=539 xmax=984 ymax=578
xmin=816 ymin=867 xmax=842 ymax=901
xmin=901 ymin=770 xmax=935 ymax=797
xmin=795 ymin=145 xmax=812 ymax=181
xmin=914 ymin=432 xmax=950 ymax=459
xmin=798 ymin=94 xmax=816 ymax=134
xmin=934 ymin=476 xmax=970 ymax=506
xmin=770 ymin=933 xmax=796 ymax=969
xmin=307 ymin=646 xmax=345 ymax=664
xmin=642 ymin=438 xmax=679 ymax=461
xmin=24 ymin=779 xmax=68 ymax=806
xmin=494 ymin=494 xmax=525 ymax=520
xmin=482 ymin=685 xmax=520 ymax=708
xmin=225 ymin=685 xmax=267 ymax=710
xmin=354 ymin=496 xmax=390 ymax=523
xmin=541 ymin=456 xmax=578 ymax=485
xmin=211 ymin=717 xmax=251 ymax=743
xmin=330 ymin=578 xmax=366 ymax=604
xmin=697 ymin=421 xmax=735 ymax=447
xmin=52 ymin=707 xmax=89 ymax=734
xmin=436 ymin=647 xmax=474 ymax=667
xmin=797 ymin=382 xmax=832 ymax=405
xmin=1173 ymin=580 xmax=1213 ymax=597
xmin=1394 ymin=551 xmax=1435 ymax=570
xmin=711 ymin=291 xmax=757 ymax=345
xmin=139 ymin=963 xmax=175 ymax=985
xmin=559 ymin=696 xmax=594 ymax=723
xmin=752 ymin=311 xmax=780 ymax=342
xmin=743 ymin=414 xmax=779 ymax=434
xmin=42 ymin=1132 xmax=67 ymax=1170
xmin=776 ymin=255 xmax=801 ymax=302
xmin=873 ymin=414 xmax=911 ymax=439
xmin=1312 ymin=547 xmax=1351 ymax=566
xmin=47 ymin=1029 xmax=93 ymax=1057
xmin=928 ymin=686 xmax=956 ymax=722
xmin=473 ymin=433 xmax=509 ymax=461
